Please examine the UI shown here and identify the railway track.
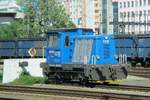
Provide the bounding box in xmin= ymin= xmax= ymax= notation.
xmin=129 ymin=67 xmax=150 ymax=78
xmin=95 ymin=84 xmax=150 ymax=92
xmin=0 ymin=85 xmax=150 ymax=100
xmin=61 ymin=83 xmax=150 ymax=92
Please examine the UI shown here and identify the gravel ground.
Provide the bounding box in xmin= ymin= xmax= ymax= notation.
xmin=32 ymin=75 xmax=150 ymax=97
xmin=0 ymin=75 xmax=150 ymax=100
xmin=118 ymin=75 xmax=150 ymax=87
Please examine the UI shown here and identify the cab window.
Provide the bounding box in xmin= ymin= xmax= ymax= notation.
xmin=65 ymin=36 xmax=70 ymax=47
xmin=48 ymin=33 xmax=59 ymax=48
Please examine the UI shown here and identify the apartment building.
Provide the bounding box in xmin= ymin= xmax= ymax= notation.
xmin=101 ymin=0 xmax=113 ymax=34
xmin=94 ymin=0 xmax=101 ymax=33
xmin=62 ymin=0 xmax=113 ymax=34
xmin=62 ymin=0 xmax=95 ymax=31
xmin=112 ymin=0 xmax=150 ymax=34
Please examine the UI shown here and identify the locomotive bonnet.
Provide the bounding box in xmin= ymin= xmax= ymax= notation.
xmin=40 ymin=28 xmax=128 ymax=84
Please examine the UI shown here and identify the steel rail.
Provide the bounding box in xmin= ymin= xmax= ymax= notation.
xmin=0 ymin=85 xmax=149 ymax=100
xmin=129 ymin=72 xmax=150 ymax=78
xmin=95 ymin=84 xmax=150 ymax=92
xmin=131 ymin=67 xmax=150 ymax=71
xmin=129 ymin=68 xmax=150 ymax=78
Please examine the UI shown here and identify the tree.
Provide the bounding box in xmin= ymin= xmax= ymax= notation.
xmin=0 ymin=20 xmax=30 ymax=39
xmin=17 ymin=0 xmax=75 ymax=38
xmin=0 ymin=0 xmax=75 ymax=39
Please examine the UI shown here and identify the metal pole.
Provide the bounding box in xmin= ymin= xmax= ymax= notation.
xmin=144 ymin=11 xmax=147 ymax=34
xmin=128 ymin=12 xmax=129 ymax=34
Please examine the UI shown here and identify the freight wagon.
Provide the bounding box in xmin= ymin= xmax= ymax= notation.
xmin=0 ymin=38 xmax=46 ymax=58
xmin=115 ymin=34 xmax=150 ymax=67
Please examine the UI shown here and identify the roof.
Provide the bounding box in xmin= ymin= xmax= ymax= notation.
xmin=114 ymin=34 xmax=150 ymax=39
xmin=0 ymin=12 xmax=16 ymax=17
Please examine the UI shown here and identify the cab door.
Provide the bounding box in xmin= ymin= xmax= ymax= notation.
xmin=46 ymin=33 xmax=61 ymax=64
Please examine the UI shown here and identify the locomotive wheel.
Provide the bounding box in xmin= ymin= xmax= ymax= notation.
xmin=131 ymin=62 xmax=136 ymax=67
xmin=49 ymin=73 xmax=63 ymax=84
xmin=141 ymin=61 xmax=146 ymax=67
xmin=88 ymin=83 xmax=95 ymax=88
xmin=79 ymin=77 xmax=95 ymax=88
xmin=145 ymin=61 xmax=150 ymax=67
xmin=79 ymin=77 xmax=88 ymax=86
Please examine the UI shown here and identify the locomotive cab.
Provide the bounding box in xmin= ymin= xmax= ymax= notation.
xmin=46 ymin=28 xmax=94 ymax=64
xmin=46 ymin=31 xmax=72 ymax=64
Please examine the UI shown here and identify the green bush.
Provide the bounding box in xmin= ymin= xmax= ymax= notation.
xmin=10 ymin=74 xmax=47 ymax=85
xmin=0 ymin=73 xmax=2 ymax=83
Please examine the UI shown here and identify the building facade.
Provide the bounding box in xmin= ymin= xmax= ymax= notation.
xmin=0 ymin=0 xmax=23 ymax=25
xmin=62 ymin=0 xmax=113 ymax=34
xmin=0 ymin=0 xmax=17 ymax=24
xmin=0 ymin=0 xmax=18 ymax=13
xmin=62 ymin=0 xmax=95 ymax=31
xmin=112 ymin=0 xmax=150 ymax=34
xmin=94 ymin=0 xmax=101 ymax=33
xmin=101 ymin=0 xmax=113 ymax=34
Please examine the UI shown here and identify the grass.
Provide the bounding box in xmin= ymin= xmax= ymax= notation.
xmin=10 ymin=74 xmax=47 ymax=85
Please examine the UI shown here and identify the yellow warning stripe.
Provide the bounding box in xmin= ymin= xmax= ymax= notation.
xmin=96 ymin=79 xmax=125 ymax=84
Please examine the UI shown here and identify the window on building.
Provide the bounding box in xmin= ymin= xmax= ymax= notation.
xmin=120 ymin=2 xmax=122 ymax=8
xmin=139 ymin=11 xmax=143 ymax=17
xmin=124 ymin=2 xmax=126 ymax=8
xmin=136 ymin=11 xmax=138 ymax=17
xmin=144 ymin=0 xmax=147 ymax=6
xmin=139 ymin=0 xmax=142 ymax=6
xmin=144 ymin=10 xmax=147 ymax=22
xmin=132 ymin=11 xmax=135 ymax=17
xmin=95 ymin=4 xmax=98 ymax=7
xmin=95 ymin=10 xmax=99 ymax=13
xmin=131 ymin=1 xmax=134 ymax=7
xmin=144 ymin=10 xmax=147 ymax=16
xmin=128 ymin=12 xmax=130 ymax=18
xmin=124 ymin=12 xmax=126 ymax=18
xmin=135 ymin=1 xmax=138 ymax=7
xmin=148 ymin=10 xmax=150 ymax=16
xmin=128 ymin=1 xmax=130 ymax=7
xmin=148 ymin=10 xmax=150 ymax=23
xmin=120 ymin=12 xmax=123 ymax=18
xmin=132 ymin=32 xmax=135 ymax=34
xmin=148 ymin=0 xmax=150 ymax=5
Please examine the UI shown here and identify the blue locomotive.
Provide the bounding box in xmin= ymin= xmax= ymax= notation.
xmin=40 ymin=28 xmax=128 ymax=84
